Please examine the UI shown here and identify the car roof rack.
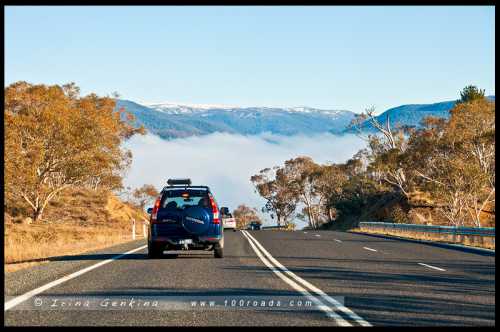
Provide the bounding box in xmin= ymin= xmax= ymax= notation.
xmin=163 ymin=185 xmax=209 ymax=191
xmin=167 ymin=178 xmax=191 ymax=186
xmin=161 ymin=179 xmax=210 ymax=192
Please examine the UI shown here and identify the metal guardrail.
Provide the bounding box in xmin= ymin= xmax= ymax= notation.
xmin=261 ymin=225 xmax=286 ymax=230
xmin=359 ymin=222 xmax=495 ymax=237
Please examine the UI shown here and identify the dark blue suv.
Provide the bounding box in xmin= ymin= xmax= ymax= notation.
xmin=148 ymin=179 xmax=224 ymax=258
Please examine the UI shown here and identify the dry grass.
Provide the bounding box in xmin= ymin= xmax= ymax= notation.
xmin=352 ymin=227 xmax=495 ymax=250
xmin=4 ymin=187 xmax=148 ymax=273
xmin=4 ymin=223 xmax=142 ymax=273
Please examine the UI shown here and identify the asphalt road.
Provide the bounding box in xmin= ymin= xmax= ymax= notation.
xmin=4 ymin=230 xmax=495 ymax=326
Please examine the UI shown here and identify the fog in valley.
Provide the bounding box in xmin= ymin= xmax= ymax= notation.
xmin=123 ymin=132 xmax=367 ymax=228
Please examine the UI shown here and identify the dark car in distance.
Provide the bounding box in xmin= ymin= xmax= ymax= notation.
xmin=147 ymin=179 xmax=224 ymax=258
xmin=247 ymin=221 xmax=261 ymax=230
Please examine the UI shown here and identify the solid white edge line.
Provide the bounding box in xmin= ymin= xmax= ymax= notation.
xmin=243 ymin=231 xmax=372 ymax=327
xmin=240 ymin=231 xmax=351 ymax=326
xmin=5 ymin=244 xmax=148 ymax=311
xmin=418 ymin=263 xmax=446 ymax=272
xmin=363 ymin=247 xmax=377 ymax=252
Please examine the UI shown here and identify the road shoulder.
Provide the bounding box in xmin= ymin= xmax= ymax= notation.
xmin=348 ymin=230 xmax=495 ymax=256
xmin=5 ymin=239 xmax=146 ymax=297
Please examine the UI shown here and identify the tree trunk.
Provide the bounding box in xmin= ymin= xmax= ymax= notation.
xmin=32 ymin=206 xmax=43 ymax=223
xmin=306 ymin=204 xmax=314 ymax=229
xmin=27 ymin=185 xmax=72 ymax=224
xmin=303 ymin=195 xmax=316 ymax=229
xmin=328 ymin=207 xmax=334 ymax=222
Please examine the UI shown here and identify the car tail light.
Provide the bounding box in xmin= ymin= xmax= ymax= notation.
xmin=208 ymin=194 xmax=220 ymax=224
xmin=151 ymin=197 xmax=161 ymax=223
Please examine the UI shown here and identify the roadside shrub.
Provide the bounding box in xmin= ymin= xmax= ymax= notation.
xmin=391 ymin=205 xmax=409 ymax=224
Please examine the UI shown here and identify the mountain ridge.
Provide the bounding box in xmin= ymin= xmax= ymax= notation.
xmin=116 ymin=99 xmax=356 ymax=139
xmin=344 ymin=95 xmax=495 ymax=133
xmin=116 ymin=96 xmax=495 ymax=139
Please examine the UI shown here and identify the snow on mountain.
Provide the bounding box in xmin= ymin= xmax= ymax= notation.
xmin=143 ymin=101 xmax=348 ymax=119
xmin=115 ymin=99 xmax=356 ymax=139
xmin=285 ymin=106 xmax=348 ymax=118
xmin=144 ymin=101 xmax=238 ymax=114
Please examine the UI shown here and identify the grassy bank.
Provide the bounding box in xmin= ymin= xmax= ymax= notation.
xmin=4 ymin=188 xmax=148 ymax=273
xmin=4 ymin=223 xmax=144 ymax=272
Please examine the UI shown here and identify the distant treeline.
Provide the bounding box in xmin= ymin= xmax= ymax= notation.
xmin=251 ymin=86 xmax=495 ymax=229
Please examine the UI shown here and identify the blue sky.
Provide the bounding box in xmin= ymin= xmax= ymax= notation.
xmin=5 ymin=6 xmax=495 ymax=113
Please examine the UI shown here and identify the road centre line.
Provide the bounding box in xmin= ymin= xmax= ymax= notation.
xmin=240 ymin=231 xmax=352 ymax=326
xmin=242 ymin=230 xmax=371 ymax=327
xmin=5 ymin=245 xmax=147 ymax=311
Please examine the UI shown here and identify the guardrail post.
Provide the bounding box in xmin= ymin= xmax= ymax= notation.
xmin=132 ymin=219 xmax=136 ymax=240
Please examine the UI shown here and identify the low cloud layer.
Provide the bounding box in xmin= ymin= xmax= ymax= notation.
xmin=123 ymin=132 xmax=366 ymax=228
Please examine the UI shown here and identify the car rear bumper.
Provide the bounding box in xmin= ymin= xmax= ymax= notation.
xmin=151 ymin=235 xmax=222 ymax=245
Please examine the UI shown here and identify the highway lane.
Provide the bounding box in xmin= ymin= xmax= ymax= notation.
xmin=249 ymin=230 xmax=495 ymax=326
xmin=5 ymin=231 xmax=345 ymax=326
xmin=4 ymin=230 xmax=495 ymax=326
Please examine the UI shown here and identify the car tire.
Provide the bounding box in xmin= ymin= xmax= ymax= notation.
xmin=147 ymin=241 xmax=161 ymax=259
xmin=214 ymin=243 xmax=224 ymax=258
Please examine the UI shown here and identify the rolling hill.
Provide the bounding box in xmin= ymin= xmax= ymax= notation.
xmin=344 ymin=96 xmax=495 ymax=133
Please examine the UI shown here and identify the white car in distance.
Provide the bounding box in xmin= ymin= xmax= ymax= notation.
xmin=221 ymin=207 xmax=237 ymax=231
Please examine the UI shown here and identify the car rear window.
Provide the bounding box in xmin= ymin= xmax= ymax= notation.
xmin=160 ymin=189 xmax=210 ymax=210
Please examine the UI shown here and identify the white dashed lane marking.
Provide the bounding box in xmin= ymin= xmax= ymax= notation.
xmin=418 ymin=263 xmax=446 ymax=272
